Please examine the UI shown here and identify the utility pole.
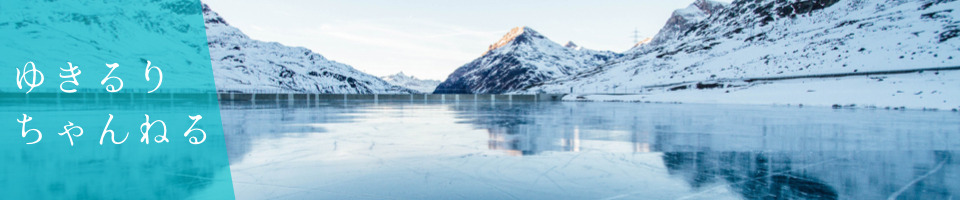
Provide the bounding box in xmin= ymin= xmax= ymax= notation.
xmin=633 ymin=28 xmax=640 ymax=44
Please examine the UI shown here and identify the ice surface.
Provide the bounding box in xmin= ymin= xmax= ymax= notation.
xmin=221 ymin=101 xmax=960 ymax=199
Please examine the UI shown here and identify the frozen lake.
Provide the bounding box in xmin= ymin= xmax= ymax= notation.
xmin=220 ymin=101 xmax=960 ymax=199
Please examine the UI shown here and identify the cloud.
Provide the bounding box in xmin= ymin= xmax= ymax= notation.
xmin=273 ymin=18 xmax=506 ymax=79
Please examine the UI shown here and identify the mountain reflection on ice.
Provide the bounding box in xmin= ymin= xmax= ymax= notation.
xmin=220 ymin=101 xmax=959 ymax=199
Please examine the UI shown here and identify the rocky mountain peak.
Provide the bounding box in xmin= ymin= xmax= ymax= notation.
xmin=482 ymin=26 xmax=547 ymax=56
xmin=202 ymin=4 xmax=229 ymax=26
xmin=691 ymin=0 xmax=727 ymax=16
xmin=436 ymin=26 xmax=619 ymax=94
xmin=647 ymin=0 xmax=728 ymax=46
xmin=564 ymin=41 xmax=580 ymax=49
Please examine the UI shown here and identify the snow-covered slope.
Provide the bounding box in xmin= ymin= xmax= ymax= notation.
xmin=0 ymin=0 xmax=218 ymax=92
xmin=434 ymin=27 xmax=620 ymax=94
xmin=380 ymin=72 xmax=441 ymax=93
xmin=648 ymin=0 xmax=728 ymax=46
xmin=525 ymin=0 xmax=960 ymax=109
xmin=204 ymin=4 xmax=412 ymax=94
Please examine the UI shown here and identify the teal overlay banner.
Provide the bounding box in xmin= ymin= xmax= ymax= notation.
xmin=1 ymin=0 xmax=234 ymax=199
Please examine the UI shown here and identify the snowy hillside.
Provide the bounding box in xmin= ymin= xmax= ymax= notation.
xmin=434 ymin=27 xmax=620 ymax=94
xmin=647 ymin=0 xmax=728 ymax=46
xmin=524 ymin=0 xmax=960 ymax=110
xmin=204 ymin=4 xmax=412 ymax=94
xmin=0 ymin=0 xmax=218 ymax=92
xmin=380 ymin=72 xmax=441 ymax=93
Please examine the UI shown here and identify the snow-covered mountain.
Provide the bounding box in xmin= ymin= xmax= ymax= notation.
xmin=204 ymin=4 xmax=412 ymax=94
xmin=380 ymin=72 xmax=441 ymax=93
xmin=0 ymin=0 xmax=220 ymax=92
xmin=434 ymin=26 xmax=620 ymax=94
xmin=524 ymin=0 xmax=960 ymax=109
xmin=647 ymin=0 xmax=728 ymax=46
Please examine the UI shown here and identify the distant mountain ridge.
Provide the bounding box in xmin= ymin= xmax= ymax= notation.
xmin=380 ymin=72 xmax=441 ymax=93
xmin=203 ymin=4 xmax=412 ymax=94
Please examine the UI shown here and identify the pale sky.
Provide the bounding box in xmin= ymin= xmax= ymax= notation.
xmin=202 ymin=0 xmax=729 ymax=80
